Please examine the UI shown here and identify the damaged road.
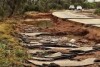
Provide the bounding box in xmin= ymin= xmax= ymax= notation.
xmin=15 ymin=12 xmax=100 ymax=67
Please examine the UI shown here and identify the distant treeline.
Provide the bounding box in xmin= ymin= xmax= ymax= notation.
xmin=0 ymin=0 xmax=100 ymax=18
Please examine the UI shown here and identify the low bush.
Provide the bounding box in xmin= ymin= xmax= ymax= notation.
xmin=24 ymin=4 xmax=39 ymax=12
xmin=96 ymin=2 xmax=100 ymax=8
xmin=82 ymin=2 xmax=96 ymax=9
xmin=0 ymin=7 xmax=5 ymax=20
xmin=49 ymin=3 xmax=62 ymax=10
xmin=63 ymin=3 xmax=70 ymax=9
xmin=94 ymin=8 xmax=100 ymax=15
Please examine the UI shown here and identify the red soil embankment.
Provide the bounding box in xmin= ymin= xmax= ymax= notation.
xmin=42 ymin=19 xmax=100 ymax=43
xmin=22 ymin=12 xmax=100 ymax=43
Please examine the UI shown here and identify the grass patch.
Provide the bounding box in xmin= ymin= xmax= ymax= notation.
xmin=0 ymin=22 xmax=28 ymax=67
xmin=0 ymin=23 xmax=13 ymax=34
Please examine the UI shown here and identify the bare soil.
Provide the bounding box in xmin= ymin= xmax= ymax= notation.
xmin=15 ymin=12 xmax=100 ymax=67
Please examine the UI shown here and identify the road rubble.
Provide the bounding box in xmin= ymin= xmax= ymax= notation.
xmin=15 ymin=12 xmax=100 ymax=67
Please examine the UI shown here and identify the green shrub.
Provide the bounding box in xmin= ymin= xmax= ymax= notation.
xmin=0 ymin=42 xmax=27 ymax=67
xmin=0 ymin=7 xmax=5 ymax=20
xmin=94 ymin=8 xmax=100 ymax=15
xmin=49 ymin=3 xmax=62 ymax=10
xmin=24 ymin=4 xmax=39 ymax=12
xmin=96 ymin=2 xmax=100 ymax=8
xmin=83 ymin=2 xmax=96 ymax=9
xmin=63 ymin=3 xmax=70 ymax=9
xmin=74 ymin=3 xmax=81 ymax=7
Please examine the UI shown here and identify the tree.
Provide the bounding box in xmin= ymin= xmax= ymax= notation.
xmin=0 ymin=0 xmax=28 ymax=18
xmin=6 ymin=0 xmax=27 ymax=17
xmin=37 ymin=0 xmax=50 ymax=12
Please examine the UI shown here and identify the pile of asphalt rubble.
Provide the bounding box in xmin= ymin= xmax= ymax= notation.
xmin=18 ymin=25 xmax=100 ymax=67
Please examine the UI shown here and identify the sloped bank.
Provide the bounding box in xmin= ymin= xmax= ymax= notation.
xmin=42 ymin=19 xmax=100 ymax=43
xmin=23 ymin=12 xmax=100 ymax=43
xmin=0 ymin=21 xmax=28 ymax=67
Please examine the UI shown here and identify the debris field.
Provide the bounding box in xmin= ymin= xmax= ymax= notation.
xmin=15 ymin=12 xmax=100 ymax=67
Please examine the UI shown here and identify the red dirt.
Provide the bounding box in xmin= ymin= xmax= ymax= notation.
xmin=42 ymin=19 xmax=100 ymax=43
xmin=18 ymin=12 xmax=100 ymax=43
xmin=24 ymin=12 xmax=52 ymax=19
xmin=15 ymin=12 xmax=100 ymax=67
